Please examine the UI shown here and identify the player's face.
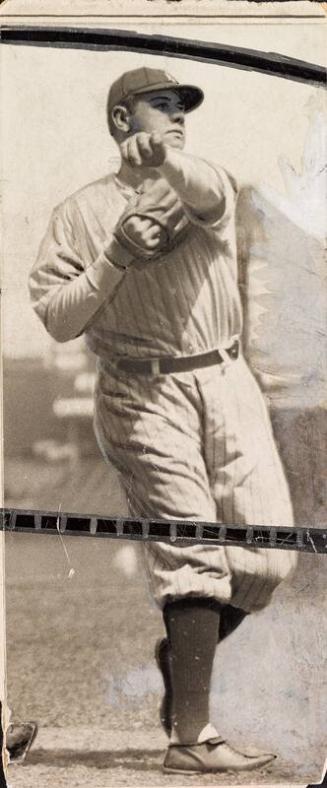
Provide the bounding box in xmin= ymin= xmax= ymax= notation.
xmin=130 ymin=89 xmax=186 ymax=149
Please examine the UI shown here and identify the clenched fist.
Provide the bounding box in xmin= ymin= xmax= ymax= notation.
xmin=121 ymin=132 xmax=167 ymax=169
xmin=122 ymin=214 xmax=165 ymax=253
xmin=106 ymin=178 xmax=189 ymax=271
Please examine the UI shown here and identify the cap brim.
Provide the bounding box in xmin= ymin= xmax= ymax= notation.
xmin=175 ymin=85 xmax=204 ymax=113
xmin=130 ymin=82 xmax=204 ymax=113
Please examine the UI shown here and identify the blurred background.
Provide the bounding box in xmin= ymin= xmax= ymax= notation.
xmin=2 ymin=22 xmax=326 ymax=787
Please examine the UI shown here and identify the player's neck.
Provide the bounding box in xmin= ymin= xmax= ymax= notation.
xmin=117 ymin=160 xmax=159 ymax=189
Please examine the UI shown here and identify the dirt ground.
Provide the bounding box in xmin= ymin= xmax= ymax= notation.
xmin=4 ymin=458 xmax=326 ymax=788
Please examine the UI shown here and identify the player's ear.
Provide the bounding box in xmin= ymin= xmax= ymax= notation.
xmin=111 ymin=104 xmax=132 ymax=135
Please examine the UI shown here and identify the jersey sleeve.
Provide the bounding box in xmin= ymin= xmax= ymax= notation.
xmin=29 ymin=201 xmax=125 ymax=343
xmin=184 ymin=164 xmax=238 ymax=231
xmin=159 ymin=150 xmax=237 ymax=229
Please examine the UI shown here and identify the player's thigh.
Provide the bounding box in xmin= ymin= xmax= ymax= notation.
xmin=95 ymin=378 xmax=215 ymax=520
xmin=207 ymin=358 xmax=293 ymax=526
xmin=204 ymin=358 xmax=297 ymax=606
xmin=95 ymin=383 xmax=235 ymax=604
xmin=105 ymin=421 xmax=216 ymax=521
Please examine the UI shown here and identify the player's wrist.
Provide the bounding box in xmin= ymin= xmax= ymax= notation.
xmin=157 ymin=147 xmax=187 ymax=190
xmin=104 ymin=235 xmax=134 ymax=271
xmin=149 ymin=132 xmax=167 ymax=167
xmin=158 ymin=146 xmax=181 ymax=171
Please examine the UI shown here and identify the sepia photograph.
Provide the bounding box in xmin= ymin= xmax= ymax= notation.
xmin=1 ymin=8 xmax=326 ymax=787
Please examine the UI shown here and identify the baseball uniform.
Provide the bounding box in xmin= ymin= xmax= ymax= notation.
xmin=29 ymin=155 xmax=297 ymax=614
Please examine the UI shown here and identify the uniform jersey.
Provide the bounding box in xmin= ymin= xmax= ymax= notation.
xmin=29 ymin=156 xmax=297 ymax=614
xmin=29 ymin=164 xmax=242 ymax=361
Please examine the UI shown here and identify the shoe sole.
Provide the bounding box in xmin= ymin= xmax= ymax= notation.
xmin=163 ymin=767 xmax=239 ymax=775
xmin=163 ymin=755 xmax=276 ymax=775
xmin=164 ymin=766 xmax=205 ymax=775
xmin=163 ymin=760 xmax=274 ymax=775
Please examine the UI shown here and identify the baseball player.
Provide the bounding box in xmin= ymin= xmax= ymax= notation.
xmin=29 ymin=67 xmax=297 ymax=774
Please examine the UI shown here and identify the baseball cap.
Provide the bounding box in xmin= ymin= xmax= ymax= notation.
xmin=107 ymin=66 xmax=204 ymax=116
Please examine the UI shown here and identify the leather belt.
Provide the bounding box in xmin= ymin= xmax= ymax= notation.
xmin=114 ymin=340 xmax=239 ymax=376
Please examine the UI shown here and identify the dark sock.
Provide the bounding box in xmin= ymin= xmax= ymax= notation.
xmin=219 ymin=604 xmax=249 ymax=641
xmin=163 ymin=598 xmax=221 ymax=745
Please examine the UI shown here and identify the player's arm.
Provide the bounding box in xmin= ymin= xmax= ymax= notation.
xmin=158 ymin=148 xmax=235 ymax=226
xmin=29 ymin=202 xmax=133 ymax=343
xmin=121 ymin=131 xmax=236 ymax=225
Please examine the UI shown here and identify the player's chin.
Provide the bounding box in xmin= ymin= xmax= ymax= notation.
xmin=164 ymin=131 xmax=185 ymax=149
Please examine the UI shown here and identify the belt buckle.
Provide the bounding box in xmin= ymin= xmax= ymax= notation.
xmin=150 ymin=358 xmax=161 ymax=376
xmin=229 ymin=339 xmax=239 ymax=359
xmin=219 ymin=348 xmax=232 ymax=366
xmin=219 ymin=339 xmax=239 ymax=366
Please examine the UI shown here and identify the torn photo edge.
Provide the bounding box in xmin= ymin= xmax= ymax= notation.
xmin=0 ymin=10 xmax=326 ymax=785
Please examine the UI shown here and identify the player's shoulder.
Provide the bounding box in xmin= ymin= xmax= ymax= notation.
xmin=55 ymin=171 xmax=119 ymax=218
xmin=204 ymin=160 xmax=238 ymax=194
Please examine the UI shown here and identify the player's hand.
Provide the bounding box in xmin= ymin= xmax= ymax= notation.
xmin=122 ymin=215 xmax=165 ymax=252
xmin=121 ymin=132 xmax=167 ymax=168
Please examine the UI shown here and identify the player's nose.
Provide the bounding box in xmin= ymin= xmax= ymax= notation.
xmin=171 ymin=110 xmax=185 ymax=126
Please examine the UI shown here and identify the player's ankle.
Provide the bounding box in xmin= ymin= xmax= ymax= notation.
xmin=170 ymin=722 xmax=220 ymax=746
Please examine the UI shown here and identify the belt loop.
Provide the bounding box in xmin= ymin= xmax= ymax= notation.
xmin=221 ymin=336 xmax=239 ymax=365
xmin=151 ymin=359 xmax=161 ymax=376
xmin=219 ymin=348 xmax=233 ymax=366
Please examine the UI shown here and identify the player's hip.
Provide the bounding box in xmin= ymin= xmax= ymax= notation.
xmin=94 ymin=336 xmax=249 ymax=405
xmin=93 ymin=352 xmax=275 ymax=470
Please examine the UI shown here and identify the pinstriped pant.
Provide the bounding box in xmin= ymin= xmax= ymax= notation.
xmin=94 ymin=354 xmax=297 ymax=612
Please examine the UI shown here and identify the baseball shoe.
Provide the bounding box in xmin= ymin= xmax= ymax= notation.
xmin=163 ymin=737 xmax=276 ymax=774
xmin=155 ymin=637 xmax=172 ymax=737
xmin=6 ymin=721 xmax=38 ymax=763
